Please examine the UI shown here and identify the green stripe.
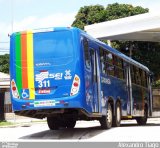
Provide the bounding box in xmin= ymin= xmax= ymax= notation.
xmin=15 ymin=33 xmax=22 ymax=94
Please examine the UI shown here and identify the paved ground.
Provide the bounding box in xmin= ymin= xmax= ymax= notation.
xmin=4 ymin=113 xmax=43 ymax=123
xmin=0 ymin=116 xmax=160 ymax=142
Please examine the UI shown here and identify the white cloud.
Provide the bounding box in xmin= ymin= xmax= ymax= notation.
xmin=0 ymin=12 xmax=76 ymax=41
xmin=0 ymin=12 xmax=76 ymax=53
xmin=13 ymin=12 xmax=76 ymax=32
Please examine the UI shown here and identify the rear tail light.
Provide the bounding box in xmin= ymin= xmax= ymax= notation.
xmin=11 ymin=79 xmax=20 ymax=99
xmin=70 ymin=75 xmax=80 ymax=96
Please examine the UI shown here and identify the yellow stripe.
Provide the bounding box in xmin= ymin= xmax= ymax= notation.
xmin=27 ymin=31 xmax=35 ymax=99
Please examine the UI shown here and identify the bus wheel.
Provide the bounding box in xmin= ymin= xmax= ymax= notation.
xmin=113 ymin=102 xmax=121 ymax=127
xmin=47 ymin=117 xmax=59 ymax=130
xmin=100 ymin=103 xmax=113 ymax=129
xmin=136 ymin=106 xmax=148 ymax=125
xmin=65 ymin=119 xmax=76 ymax=128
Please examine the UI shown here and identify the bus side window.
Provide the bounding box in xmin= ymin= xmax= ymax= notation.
xmin=118 ymin=59 xmax=124 ymax=79
xmin=106 ymin=52 xmax=114 ymax=76
xmin=114 ymin=56 xmax=124 ymax=79
xmin=141 ymin=71 xmax=147 ymax=88
xmin=131 ymin=65 xmax=136 ymax=84
xmin=106 ymin=52 xmax=113 ymax=64
xmin=113 ymin=55 xmax=118 ymax=78
xmin=107 ymin=63 xmax=114 ymax=76
xmin=99 ymin=47 xmax=106 ymax=74
xmin=135 ymin=67 xmax=141 ymax=85
xmin=83 ymin=38 xmax=91 ymax=69
xmin=145 ymin=72 xmax=148 ymax=87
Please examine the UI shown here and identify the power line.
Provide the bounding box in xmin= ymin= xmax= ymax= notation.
xmin=0 ymin=49 xmax=9 ymax=53
xmin=0 ymin=42 xmax=9 ymax=43
xmin=0 ymin=48 xmax=9 ymax=50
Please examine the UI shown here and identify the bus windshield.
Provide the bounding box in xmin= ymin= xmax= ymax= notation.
xmin=34 ymin=30 xmax=74 ymax=61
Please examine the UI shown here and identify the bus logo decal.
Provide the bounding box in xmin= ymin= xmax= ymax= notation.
xmin=35 ymin=71 xmax=63 ymax=82
xmin=35 ymin=62 xmax=51 ymax=67
xmin=36 ymin=71 xmax=49 ymax=82
xmin=101 ymin=77 xmax=111 ymax=85
xmin=64 ymin=70 xmax=72 ymax=80
xmin=49 ymin=73 xmax=63 ymax=80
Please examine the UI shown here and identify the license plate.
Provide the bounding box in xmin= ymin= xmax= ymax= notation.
xmin=34 ymin=100 xmax=58 ymax=107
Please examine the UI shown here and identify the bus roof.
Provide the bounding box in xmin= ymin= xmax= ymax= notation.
xmin=11 ymin=27 xmax=74 ymax=36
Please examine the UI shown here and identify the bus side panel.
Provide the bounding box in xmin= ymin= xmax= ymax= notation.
xmin=10 ymin=34 xmax=18 ymax=110
xmin=84 ymin=69 xmax=94 ymax=113
xmin=113 ymin=78 xmax=129 ymax=116
xmin=101 ymin=75 xmax=128 ymax=116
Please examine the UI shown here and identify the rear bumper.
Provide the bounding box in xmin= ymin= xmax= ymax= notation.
xmin=11 ymin=93 xmax=84 ymax=111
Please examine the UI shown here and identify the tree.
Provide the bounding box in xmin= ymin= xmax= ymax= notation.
xmin=132 ymin=42 xmax=160 ymax=80
xmin=0 ymin=54 xmax=9 ymax=74
xmin=72 ymin=3 xmax=148 ymax=29
xmin=72 ymin=5 xmax=106 ymax=30
xmin=105 ymin=3 xmax=148 ymax=20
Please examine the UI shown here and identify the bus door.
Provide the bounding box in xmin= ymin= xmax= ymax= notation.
xmin=90 ymin=48 xmax=100 ymax=113
xmin=126 ymin=65 xmax=133 ymax=115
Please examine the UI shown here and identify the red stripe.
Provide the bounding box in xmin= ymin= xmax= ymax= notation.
xmin=21 ymin=32 xmax=28 ymax=88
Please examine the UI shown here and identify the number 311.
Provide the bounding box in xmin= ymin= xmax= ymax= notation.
xmin=38 ymin=80 xmax=50 ymax=88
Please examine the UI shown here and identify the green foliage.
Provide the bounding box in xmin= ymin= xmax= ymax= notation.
xmin=0 ymin=54 xmax=9 ymax=74
xmin=152 ymin=79 xmax=160 ymax=88
xmin=0 ymin=121 xmax=13 ymax=127
xmin=106 ymin=3 xmax=148 ymax=20
xmin=139 ymin=45 xmax=160 ymax=80
xmin=72 ymin=5 xmax=106 ymax=29
xmin=72 ymin=3 xmax=148 ymax=29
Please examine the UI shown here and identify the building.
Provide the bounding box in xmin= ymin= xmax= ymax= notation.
xmin=85 ymin=12 xmax=160 ymax=42
xmin=0 ymin=72 xmax=11 ymax=120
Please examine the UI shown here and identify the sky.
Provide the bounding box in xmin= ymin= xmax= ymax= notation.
xmin=0 ymin=0 xmax=160 ymax=54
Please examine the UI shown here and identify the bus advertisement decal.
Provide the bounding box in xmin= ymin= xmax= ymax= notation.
xmin=38 ymin=89 xmax=51 ymax=94
xmin=101 ymin=77 xmax=111 ymax=85
xmin=14 ymin=31 xmax=35 ymax=100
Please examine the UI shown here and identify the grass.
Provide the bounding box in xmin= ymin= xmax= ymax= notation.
xmin=0 ymin=119 xmax=46 ymax=127
xmin=0 ymin=121 xmax=14 ymax=127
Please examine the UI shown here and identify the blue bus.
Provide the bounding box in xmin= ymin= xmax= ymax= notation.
xmin=10 ymin=27 xmax=153 ymax=129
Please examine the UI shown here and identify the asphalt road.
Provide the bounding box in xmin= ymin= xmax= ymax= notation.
xmin=0 ymin=118 xmax=160 ymax=142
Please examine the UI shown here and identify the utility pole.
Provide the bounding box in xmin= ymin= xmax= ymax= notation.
xmin=126 ymin=44 xmax=134 ymax=58
xmin=129 ymin=45 xmax=133 ymax=58
xmin=11 ymin=0 xmax=14 ymax=33
xmin=107 ymin=40 xmax=112 ymax=47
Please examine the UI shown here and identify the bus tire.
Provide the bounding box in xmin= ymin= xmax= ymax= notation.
xmin=112 ymin=102 xmax=121 ymax=127
xmin=47 ymin=117 xmax=59 ymax=130
xmin=100 ymin=102 xmax=113 ymax=129
xmin=136 ymin=106 xmax=148 ymax=125
xmin=65 ymin=119 xmax=76 ymax=128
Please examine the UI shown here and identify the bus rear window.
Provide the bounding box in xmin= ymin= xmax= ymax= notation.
xmin=34 ymin=31 xmax=74 ymax=60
